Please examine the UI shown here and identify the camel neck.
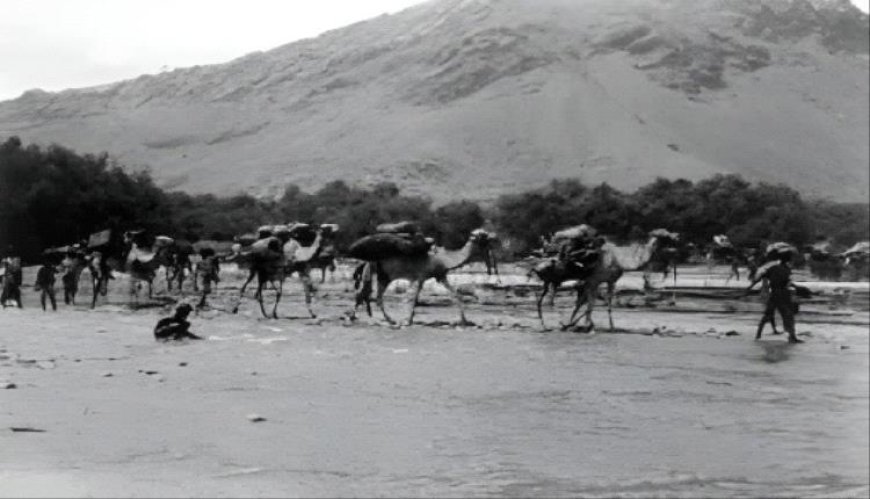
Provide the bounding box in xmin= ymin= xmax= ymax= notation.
xmin=633 ymin=238 xmax=661 ymax=271
xmin=440 ymin=240 xmax=476 ymax=270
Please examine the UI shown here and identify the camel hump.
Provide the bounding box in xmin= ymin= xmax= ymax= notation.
xmin=349 ymin=233 xmax=431 ymax=261
xmin=553 ymin=224 xmax=596 ymax=243
xmin=376 ymin=221 xmax=420 ymax=235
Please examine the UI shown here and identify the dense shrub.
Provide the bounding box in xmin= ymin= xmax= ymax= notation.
xmin=1 ymin=137 xmax=866 ymax=263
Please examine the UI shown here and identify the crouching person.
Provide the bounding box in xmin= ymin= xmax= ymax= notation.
xmin=154 ymin=303 xmax=203 ymax=341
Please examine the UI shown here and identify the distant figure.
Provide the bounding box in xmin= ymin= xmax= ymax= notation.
xmin=746 ymin=252 xmax=802 ymax=343
xmin=34 ymin=259 xmax=59 ymax=311
xmin=754 ymin=262 xmax=780 ymax=337
xmin=1 ymin=247 xmax=23 ymax=309
xmin=195 ymin=248 xmax=221 ymax=309
xmin=154 ymin=303 xmax=203 ymax=341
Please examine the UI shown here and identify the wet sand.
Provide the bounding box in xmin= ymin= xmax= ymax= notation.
xmin=1 ymin=264 xmax=868 ymax=497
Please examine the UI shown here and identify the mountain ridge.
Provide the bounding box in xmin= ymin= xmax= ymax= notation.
xmin=1 ymin=0 xmax=867 ymax=202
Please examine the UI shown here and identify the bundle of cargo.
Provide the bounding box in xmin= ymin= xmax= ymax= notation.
xmin=236 ymin=233 xmax=258 ymax=247
xmin=375 ymin=221 xmax=420 ymax=235
xmin=551 ymin=224 xmax=597 ymax=245
xmin=842 ymin=241 xmax=870 ymax=259
xmin=287 ymin=223 xmax=319 ymax=247
xmin=320 ymin=223 xmax=340 ymax=237
xmin=154 ymin=235 xmax=175 ymax=248
xmin=87 ymin=229 xmax=112 ymax=249
xmin=125 ymin=229 xmax=154 ymax=249
xmin=765 ymin=242 xmax=798 ymax=260
xmin=348 ymin=233 xmax=431 ymax=260
xmin=712 ymin=234 xmax=732 ymax=247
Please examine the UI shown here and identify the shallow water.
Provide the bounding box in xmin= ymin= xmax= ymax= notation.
xmin=1 ymin=264 xmax=868 ymax=497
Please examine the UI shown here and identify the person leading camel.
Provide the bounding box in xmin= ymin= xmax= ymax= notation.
xmin=1 ymin=248 xmax=23 ymax=309
xmin=746 ymin=251 xmax=803 ymax=344
xmin=35 ymin=258 xmax=59 ymax=311
xmin=195 ymin=248 xmax=221 ymax=309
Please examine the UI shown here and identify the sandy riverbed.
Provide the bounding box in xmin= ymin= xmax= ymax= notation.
xmin=1 ymin=264 xmax=868 ymax=497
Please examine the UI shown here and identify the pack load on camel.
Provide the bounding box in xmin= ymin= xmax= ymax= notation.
xmin=713 ymin=234 xmax=733 ymax=248
xmin=649 ymin=228 xmax=681 ymax=254
xmin=284 ymin=223 xmax=320 ymax=247
xmin=348 ymin=221 xmax=432 ymax=261
xmin=842 ymin=241 xmax=870 ymax=261
xmin=550 ymin=224 xmax=602 ymax=273
xmin=766 ymin=242 xmax=798 ymax=260
xmin=88 ymin=229 xmax=112 ymax=249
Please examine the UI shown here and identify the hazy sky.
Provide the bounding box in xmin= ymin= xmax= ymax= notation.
xmin=1 ymin=0 xmax=868 ymax=102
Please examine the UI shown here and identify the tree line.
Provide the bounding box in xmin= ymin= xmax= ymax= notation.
xmin=1 ymin=137 xmax=867 ymax=262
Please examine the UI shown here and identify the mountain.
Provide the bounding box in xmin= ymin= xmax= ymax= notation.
xmin=0 ymin=0 xmax=867 ymax=202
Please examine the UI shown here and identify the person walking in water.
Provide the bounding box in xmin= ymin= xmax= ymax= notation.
xmin=195 ymin=248 xmax=221 ymax=310
xmin=1 ymin=247 xmax=23 ymax=309
xmin=34 ymin=258 xmax=59 ymax=311
xmin=746 ymin=249 xmax=803 ymax=344
xmin=154 ymin=303 xmax=203 ymax=341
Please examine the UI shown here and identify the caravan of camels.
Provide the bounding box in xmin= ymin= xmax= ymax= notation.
xmin=3 ymin=219 xmax=868 ymax=334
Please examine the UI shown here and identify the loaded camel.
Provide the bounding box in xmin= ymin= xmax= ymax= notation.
xmin=529 ymin=230 xmax=680 ymax=331
xmin=349 ymin=228 xmax=492 ymax=326
xmin=231 ymin=224 xmax=325 ymax=319
xmin=154 ymin=237 xmax=195 ymax=293
xmin=706 ymin=235 xmax=761 ymax=283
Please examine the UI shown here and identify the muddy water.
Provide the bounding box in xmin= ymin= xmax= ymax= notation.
xmin=1 ymin=264 xmax=868 ymax=497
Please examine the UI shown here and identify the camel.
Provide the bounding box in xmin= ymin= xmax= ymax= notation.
xmin=121 ymin=230 xmax=175 ymax=305
xmin=232 ymin=226 xmax=324 ymax=319
xmin=309 ymin=245 xmax=337 ymax=283
xmin=469 ymin=231 xmax=500 ymax=278
xmin=841 ymin=242 xmax=870 ymax=281
xmin=529 ymin=231 xmax=678 ymax=331
xmin=156 ymin=238 xmax=195 ymax=293
xmin=705 ymin=236 xmax=761 ymax=283
xmin=350 ymin=229 xmax=491 ymax=326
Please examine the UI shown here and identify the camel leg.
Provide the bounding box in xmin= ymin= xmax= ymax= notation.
xmin=606 ymin=281 xmax=616 ymax=331
xmin=256 ymin=281 xmax=270 ymax=318
xmin=537 ymin=283 xmax=550 ymax=330
xmin=564 ymin=288 xmax=588 ymax=330
xmin=233 ymin=270 xmax=258 ymax=314
xmin=376 ymin=275 xmax=395 ymax=325
xmin=91 ymin=277 xmax=99 ymax=309
xmin=439 ymin=276 xmax=471 ymax=326
xmin=580 ymin=293 xmax=596 ymax=333
xmin=670 ymin=264 xmax=678 ymax=306
xmin=271 ymin=279 xmax=282 ymax=319
xmin=406 ymin=280 xmax=425 ymax=326
xmin=300 ymin=269 xmax=317 ymax=318
xmin=351 ymin=263 xmax=374 ymax=320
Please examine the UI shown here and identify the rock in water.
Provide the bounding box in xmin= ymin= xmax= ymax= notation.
xmin=247 ymin=414 xmax=267 ymax=423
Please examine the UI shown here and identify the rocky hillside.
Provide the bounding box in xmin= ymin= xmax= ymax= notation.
xmin=0 ymin=0 xmax=867 ymax=202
